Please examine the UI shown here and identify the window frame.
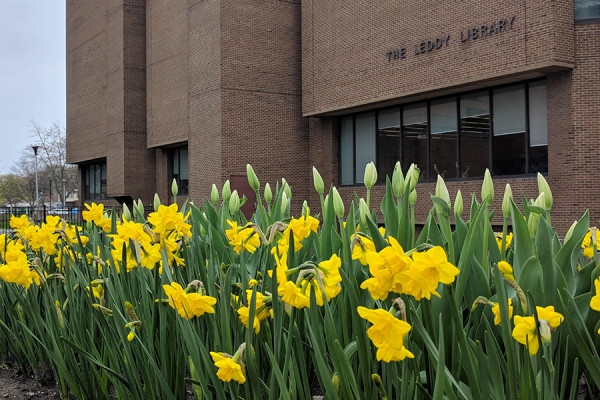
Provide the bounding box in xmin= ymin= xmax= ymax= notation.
xmin=83 ymin=160 xmax=107 ymax=200
xmin=171 ymin=146 xmax=189 ymax=195
xmin=338 ymin=78 xmax=548 ymax=186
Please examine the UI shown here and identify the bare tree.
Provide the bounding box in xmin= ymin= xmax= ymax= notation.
xmin=28 ymin=121 xmax=78 ymax=204
xmin=0 ymin=174 xmax=28 ymax=206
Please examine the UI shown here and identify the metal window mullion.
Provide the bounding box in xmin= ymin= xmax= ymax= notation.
xmin=456 ymin=96 xmax=460 ymax=179
xmin=525 ymin=82 xmax=530 ymax=173
xmin=427 ymin=102 xmax=431 ymax=180
xmin=489 ymin=89 xmax=494 ymax=175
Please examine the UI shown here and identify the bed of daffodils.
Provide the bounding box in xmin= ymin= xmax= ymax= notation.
xmin=1 ymin=162 xmax=600 ymax=400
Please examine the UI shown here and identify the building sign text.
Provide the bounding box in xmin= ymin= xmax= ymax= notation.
xmin=386 ymin=16 xmax=515 ymax=62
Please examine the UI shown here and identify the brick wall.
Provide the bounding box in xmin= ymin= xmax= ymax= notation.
xmin=67 ymin=1 xmax=155 ymax=204
xmin=302 ymin=0 xmax=574 ymax=116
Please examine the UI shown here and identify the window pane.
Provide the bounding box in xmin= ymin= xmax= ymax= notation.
xmin=101 ymin=163 xmax=107 ymax=199
xmin=85 ymin=168 xmax=91 ymax=200
xmin=94 ymin=165 xmax=101 ymax=198
xmin=355 ymin=112 xmax=376 ymax=184
xmin=528 ymin=80 xmax=548 ymax=173
xmin=529 ymin=82 xmax=548 ymax=147
xmin=402 ymin=103 xmax=428 ymax=181
xmin=340 ymin=116 xmax=354 ymax=185
xmin=493 ymin=85 xmax=526 ymax=136
xmin=173 ymin=149 xmax=179 ymax=175
xmin=179 ymin=148 xmax=189 ymax=180
xmin=493 ymin=85 xmax=526 ymax=175
xmin=460 ymin=92 xmax=489 ymax=178
xmin=430 ymin=98 xmax=458 ymax=179
xmin=377 ymin=108 xmax=401 ymax=182
xmin=575 ymin=0 xmax=600 ymax=20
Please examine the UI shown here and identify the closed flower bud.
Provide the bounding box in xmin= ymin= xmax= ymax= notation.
xmin=527 ymin=193 xmax=544 ymax=237
xmin=229 ymin=190 xmax=240 ymax=215
xmin=127 ymin=331 xmax=135 ymax=342
xmin=563 ymin=220 xmax=578 ymax=243
xmin=332 ymin=373 xmax=340 ymax=392
xmin=283 ymin=181 xmax=292 ymax=200
xmin=122 ymin=203 xmax=132 ymax=221
xmin=363 ymin=162 xmax=377 ymax=189
xmin=454 ymin=190 xmax=463 ymax=217
xmin=171 ymin=178 xmax=179 ymax=198
xmin=502 ymin=184 xmax=513 ymax=219
xmin=435 ymin=175 xmax=450 ymax=206
xmin=302 ymin=200 xmax=309 ymax=216
xmin=332 ymin=187 xmax=345 ymax=218
xmin=534 ymin=192 xmax=546 ymax=209
xmin=392 ymin=161 xmax=405 ymax=197
xmin=246 ymin=164 xmax=260 ymax=192
xmin=481 ymin=169 xmax=494 ymax=206
xmin=280 ymin=192 xmax=289 ymax=215
xmin=264 ymin=183 xmax=272 ymax=204
xmin=359 ymin=198 xmax=369 ymax=226
xmin=222 ymin=180 xmax=231 ymax=202
xmin=153 ymin=193 xmax=161 ymax=211
xmin=211 ymin=184 xmax=219 ymax=204
xmin=312 ymin=166 xmax=325 ymax=195
xmin=135 ymin=199 xmax=145 ymax=219
xmin=409 ymin=189 xmax=417 ymax=206
xmin=537 ymin=173 xmax=553 ymax=211
xmin=407 ymin=164 xmax=420 ymax=193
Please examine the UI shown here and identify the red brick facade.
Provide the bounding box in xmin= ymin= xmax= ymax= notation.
xmin=67 ymin=0 xmax=598 ymax=234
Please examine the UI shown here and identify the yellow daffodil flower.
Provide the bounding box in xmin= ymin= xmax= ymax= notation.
xmin=582 ymin=228 xmax=600 ymax=258
xmin=163 ymin=282 xmax=217 ymax=319
xmin=357 ymin=306 xmax=414 ymax=362
xmin=491 ymin=299 xmax=513 ymax=325
xmin=512 ymin=305 xmax=563 ymax=355
xmin=497 ymin=261 xmax=515 ymax=281
xmin=209 ymin=352 xmax=246 ymax=384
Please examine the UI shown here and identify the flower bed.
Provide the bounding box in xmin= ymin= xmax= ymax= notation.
xmin=0 ymin=163 xmax=599 ymax=399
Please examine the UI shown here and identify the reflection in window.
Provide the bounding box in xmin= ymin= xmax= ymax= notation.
xmin=84 ymin=161 xmax=107 ymax=200
xmin=338 ymin=79 xmax=548 ymax=185
xmin=355 ymin=112 xmax=377 ymax=184
xmin=493 ymin=84 xmax=526 ymax=175
xmin=430 ymin=98 xmax=457 ymax=179
xmin=460 ymin=92 xmax=490 ymax=178
xmin=528 ymin=81 xmax=548 ymax=173
xmin=172 ymin=147 xmax=189 ymax=195
xmin=575 ymin=0 xmax=600 ymax=20
xmin=340 ymin=116 xmax=354 ymax=185
xmin=403 ymin=103 xmax=428 ymax=181
xmin=377 ymin=108 xmax=401 ymax=182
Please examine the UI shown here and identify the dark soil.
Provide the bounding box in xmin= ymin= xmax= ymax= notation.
xmin=0 ymin=360 xmax=60 ymax=400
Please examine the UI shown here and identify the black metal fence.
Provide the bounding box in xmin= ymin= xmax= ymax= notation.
xmin=0 ymin=205 xmax=155 ymax=230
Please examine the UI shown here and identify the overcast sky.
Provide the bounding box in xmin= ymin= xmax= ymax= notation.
xmin=0 ymin=1 xmax=66 ymax=173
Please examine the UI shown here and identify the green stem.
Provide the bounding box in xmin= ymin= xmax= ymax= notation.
xmin=410 ymin=204 xmax=415 ymax=247
xmin=502 ymin=217 xmax=508 ymax=259
xmin=481 ymin=205 xmax=490 ymax=279
xmin=439 ymin=214 xmax=455 ymax=265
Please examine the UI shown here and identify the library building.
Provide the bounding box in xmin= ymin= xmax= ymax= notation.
xmin=67 ymin=0 xmax=599 ymax=233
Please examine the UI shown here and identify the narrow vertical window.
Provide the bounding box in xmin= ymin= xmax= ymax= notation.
xmin=82 ymin=160 xmax=107 ymax=200
xmin=430 ymin=98 xmax=458 ymax=179
xmin=101 ymin=163 xmax=107 ymax=198
xmin=402 ymin=103 xmax=428 ymax=181
xmin=528 ymin=80 xmax=548 ymax=173
xmin=376 ymin=108 xmax=401 ymax=182
xmin=355 ymin=112 xmax=376 ymax=184
xmin=340 ymin=116 xmax=354 ymax=185
xmin=460 ymin=92 xmax=490 ymax=178
xmin=493 ymin=84 xmax=526 ymax=175
xmin=172 ymin=146 xmax=189 ymax=195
